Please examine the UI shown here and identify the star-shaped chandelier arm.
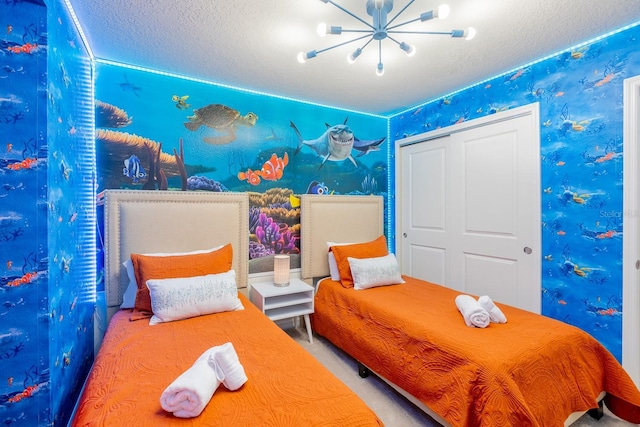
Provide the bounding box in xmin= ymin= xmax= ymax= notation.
xmin=384 ymin=0 xmax=418 ymax=28
xmin=386 ymin=3 xmax=448 ymax=30
xmin=321 ymin=0 xmax=375 ymax=30
xmin=298 ymin=33 xmax=373 ymax=63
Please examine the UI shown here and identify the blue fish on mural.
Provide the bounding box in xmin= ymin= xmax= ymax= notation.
xmin=122 ymin=155 xmax=146 ymax=183
xmin=306 ymin=181 xmax=331 ymax=194
xmin=291 ymin=119 xmax=385 ymax=168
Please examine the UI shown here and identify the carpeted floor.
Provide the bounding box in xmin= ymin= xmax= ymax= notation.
xmin=285 ymin=326 xmax=637 ymax=427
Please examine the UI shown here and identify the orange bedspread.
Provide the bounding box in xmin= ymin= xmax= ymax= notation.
xmin=72 ymin=293 xmax=383 ymax=427
xmin=312 ymin=276 xmax=640 ymax=427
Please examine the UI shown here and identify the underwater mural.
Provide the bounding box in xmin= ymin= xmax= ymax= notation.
xmin=94 ymin=62 xmax=388 ymax=279
xmin=0 ymin=1 xmax=94 ymax=426
xmin=389 ymin=23 xmax=640 ymax=361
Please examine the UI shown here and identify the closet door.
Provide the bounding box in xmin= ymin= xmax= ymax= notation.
xmin=399 ymin=136 xmax=451 ymax=286
xmin=398 ymin=105 xmax=540 ymax=313
xmin=449 ymin=114 xmax=540 ymax=313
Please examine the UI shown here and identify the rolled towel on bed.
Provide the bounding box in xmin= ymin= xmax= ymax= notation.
xmin=455 ymin=294 xmax=490 ymax=328
xmin=160 ymin=347 xmax=224 ymax=418
xmin=211 ymin=342 xmax=248 ymax=391
xmin=478 ymin=295 xmax=508 ymax=323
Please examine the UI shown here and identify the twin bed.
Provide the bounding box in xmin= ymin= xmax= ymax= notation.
xmin=71 ymin=190 xmax=383 ymax=426
xmin=300 ymin=194 xmax=640 ymax=426
xmin=73 ymin=190 xmax=640 ymax=426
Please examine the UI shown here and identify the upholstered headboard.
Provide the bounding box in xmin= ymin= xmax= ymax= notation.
xmin=103 ymin=190 xmax=249 ymax=322
xmin=300 ymin=195 xmax=384 ymax=280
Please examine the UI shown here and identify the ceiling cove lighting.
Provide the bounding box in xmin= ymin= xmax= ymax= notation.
xmin=297 ymin=0 xmax=475 ymax=76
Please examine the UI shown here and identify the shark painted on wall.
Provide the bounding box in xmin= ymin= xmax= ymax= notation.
xmin=290 ymin=119 xmax=385 ymax=168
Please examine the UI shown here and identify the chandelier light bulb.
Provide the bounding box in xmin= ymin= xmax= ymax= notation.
xmin=399 ymin=42 xmax=416 ymax=57
xmin=437 ymin=4 xmax=450 ymax=19
xmin=348 ymin=47 xmax=362 ymax=64
xmin=465 ymin=27 xmax=477 ymax=40
xmin=297 ymin=52 xmax=307 ymax=63
xmin=376 ymin=62 xmax=384 ymax=76
xmin=317 ymin=23 xmax=327 ymax=37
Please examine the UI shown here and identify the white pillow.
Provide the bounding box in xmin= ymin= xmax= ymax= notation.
xmin=347 ymin=253 xmax=405 ymax=290
xmin=120 ymin=245 xmax=224 ymax=308
xmin=327 ymin=241 xmax=354 ymax=281
xmin=146 ymin=269 xmax=243 ymax=325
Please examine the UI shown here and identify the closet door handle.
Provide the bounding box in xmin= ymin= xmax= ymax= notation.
xmin=523 ymin=247 xmax=532 ymax=254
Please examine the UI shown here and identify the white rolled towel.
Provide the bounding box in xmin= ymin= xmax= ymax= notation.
xmin=210 ymin=342 xmax=248 ymax=391
xmin=478 ymin=295 xmax=507 ymax=323
xmin=160 ymin=348 xmax=224 ymax=418
xmin=455 ymin=294 xmax=490 ymax=328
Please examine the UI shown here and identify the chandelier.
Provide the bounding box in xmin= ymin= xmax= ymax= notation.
xmin=297 ymin=0 xmax=476 ymax=76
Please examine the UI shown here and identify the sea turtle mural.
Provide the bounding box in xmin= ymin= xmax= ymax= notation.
xmin=184 ymin=103 xmax=258 ymax=145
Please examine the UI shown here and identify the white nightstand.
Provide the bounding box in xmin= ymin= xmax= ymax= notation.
xmin=250 ymin=278 xmax=314 ymax=343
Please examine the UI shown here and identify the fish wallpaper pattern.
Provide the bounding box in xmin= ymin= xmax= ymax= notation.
xmin=0 ymin=1 xmax=95 ymax=426
xmin=94 ymin=63 xmax=388 ymax=278
xmin=389 ymin=23 xmax=640 ymax=361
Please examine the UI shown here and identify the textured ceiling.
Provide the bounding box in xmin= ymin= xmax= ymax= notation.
xmin=66 ymin=0 xmax=640 ymax=116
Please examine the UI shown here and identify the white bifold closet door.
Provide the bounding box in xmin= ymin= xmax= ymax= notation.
xmin=398 ymin=105 xmax=541 ymax=314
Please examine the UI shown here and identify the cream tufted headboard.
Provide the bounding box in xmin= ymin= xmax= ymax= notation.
xmin=300 ymin=195 xmax=384 ymax=281
xmin=103 ymin=190 xmax=249 ymax=322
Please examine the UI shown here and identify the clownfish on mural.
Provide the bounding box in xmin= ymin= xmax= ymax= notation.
xmin=238 ymin=152 xmax=288 ymax=186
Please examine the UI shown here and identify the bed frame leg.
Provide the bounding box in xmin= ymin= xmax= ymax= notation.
xmin=587 ymin=400 xmax=604 ymax=420
xmin=357 ymin=362 xmax=370 ymax=378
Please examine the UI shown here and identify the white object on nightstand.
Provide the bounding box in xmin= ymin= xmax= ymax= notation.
xmin=250 ymin=278 xmax=314 ymax=343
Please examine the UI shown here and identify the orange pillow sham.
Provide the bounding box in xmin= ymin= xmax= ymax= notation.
xmin=130 ymin=243 xmax=233 ymax=320
xmin=330 ymin=235 xmax=388 ymax=288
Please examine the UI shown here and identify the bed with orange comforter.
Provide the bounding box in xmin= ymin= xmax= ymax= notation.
xmin=72 ymin=293 xmax=382 ymax=426
xmin=312 ymin=276 xmax=640 ymax=427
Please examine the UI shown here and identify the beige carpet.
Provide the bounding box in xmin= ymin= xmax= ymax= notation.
xmin=285 ymin=326 xmax=637 ymax=427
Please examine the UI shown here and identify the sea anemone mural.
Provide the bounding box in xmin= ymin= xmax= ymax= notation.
xmin=248 ymin=188 xmax=300 ymax=273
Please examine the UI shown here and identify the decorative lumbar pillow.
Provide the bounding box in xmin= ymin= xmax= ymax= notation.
xmin=121 ymin=246 xmax=224 ymax=309
xmin=146 ymin=270 xmax=243 ymax=325
xmin=348 ymin=253 xmax=405 ymax=290
xmin=327 ymin=241 xmax=354 ymax=281
xmin=130 ymin=243 xmax=233 ymax=320
xmin=330 ymin=235 xmax=388 ymax=288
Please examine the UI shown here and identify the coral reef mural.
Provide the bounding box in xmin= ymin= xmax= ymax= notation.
xmin=389 ymin=23 xmax=640 ymax=361
xmin=93 ymin=62 xmax=388 ymax=283
xmin=0 ymin=1 xmax=94 ymax=426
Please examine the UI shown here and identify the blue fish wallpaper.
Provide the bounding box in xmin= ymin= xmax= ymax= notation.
xmin=0 ymin=0 xmax=94 ymax=426
xmin=390 ymin=23 xmax=640 ymax=361
xmin=93 ymin=63 xmax=389 ymax=277
xmin=2 ymin=0 xmax=639 ymax=423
